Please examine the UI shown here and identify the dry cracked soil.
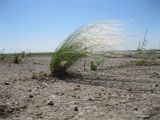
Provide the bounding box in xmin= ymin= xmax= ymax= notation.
xmin=0 ymin=55 xmax=160 ymax=120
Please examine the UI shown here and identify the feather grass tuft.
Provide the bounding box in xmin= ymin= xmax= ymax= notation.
xmin=50 ymin=21 xmax=124 ymax=76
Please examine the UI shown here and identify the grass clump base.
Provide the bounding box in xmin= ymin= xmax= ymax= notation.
xmin=50 ymin=44 xmax=88 ymax=76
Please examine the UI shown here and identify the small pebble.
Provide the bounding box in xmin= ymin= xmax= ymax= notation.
xmin=74 ymin=106 xmax=78 ymax=111
xmin=155 ymin=84 xmax=159 ymax=87
xmin=29 ymin=95 xmax=34 ymax=98
xmin=5 ymin=82 xmax=9 ymax=85
xmin=73 ymin=87 xmax=81 ymax=91
xmin=77 ymin=85 xmax=80 ymax=87
xmin=150 ymin=90 xmax=154 ymax=93
xmin=134 ymin=108 xmax=138 ymax=111
xmin=47 ymin=100 xmax=54 ymax=106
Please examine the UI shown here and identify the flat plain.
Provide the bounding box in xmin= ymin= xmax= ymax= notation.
xmin=0 ymin=54 xmax=160 ymax=120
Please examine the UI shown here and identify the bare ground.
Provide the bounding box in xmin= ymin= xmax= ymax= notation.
xmin=0 ymin=55 xmax=160 ymax=120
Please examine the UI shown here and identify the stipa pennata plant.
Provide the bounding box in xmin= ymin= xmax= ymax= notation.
xmin=50 ymin=21 xmax=125 ymax=76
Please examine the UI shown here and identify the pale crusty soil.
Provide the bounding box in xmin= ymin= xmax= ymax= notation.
xmin=0 ymin=56 xmax=160 ymax=120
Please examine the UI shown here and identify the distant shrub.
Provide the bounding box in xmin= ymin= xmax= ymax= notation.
xmin=13 ymin=54 xmax=21 ymax=64
xmin=0 ymin=49 xmax=5 ymax=61
xmin=157 ymin=54 xmax=160 ymax=59
xmin=135 ymin=50 xmax=160 ymax=62
xmin=21 ymin=51 xmax=26 ymax=58
xmin=27 ymin=51 xmax=32 ymax=57
xmin=0 ymin=55 xmax=5 ymax=61
xmin=135 ymin=60 xmax=158 ymax=66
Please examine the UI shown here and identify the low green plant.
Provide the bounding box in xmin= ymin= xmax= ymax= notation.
xmin=116 ymin=63 xmax=127 ymax=68
xmin=32 ymin=71 xmax=48 ymax=79
xmin=90 ymin=60 xmax=98 ymax=71
xmin=13 ymin=54 xmax=21 ymax=64
xmin=90 ymin=55 xmax=105 ymax=71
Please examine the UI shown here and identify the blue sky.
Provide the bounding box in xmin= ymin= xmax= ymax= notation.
xmin=0 ymin=0 xmax=160 ymax=53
